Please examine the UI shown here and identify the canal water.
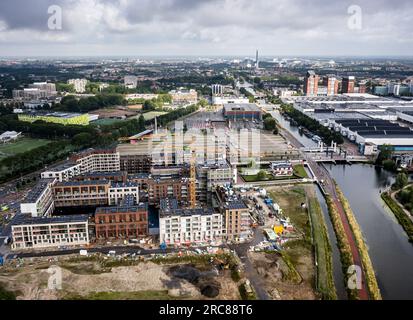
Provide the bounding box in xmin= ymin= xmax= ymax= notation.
xmin=273 ymin=110 xmax=413 ymax=299
xmin=327 ymin=164 xmax=413 ymax=300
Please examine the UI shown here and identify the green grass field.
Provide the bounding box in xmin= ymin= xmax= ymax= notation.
xmin=293 ymin=164 xmax=309 ymax=178
xmin=0 ymin=138 xmax=51 ymax=160
xmin=142 ymin=111 xmax=168 ymax=121
xmin=90 ymin=118 xmax=124 ymax=126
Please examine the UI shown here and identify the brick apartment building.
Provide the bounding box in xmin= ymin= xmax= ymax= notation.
xmin=95 ymin=203 xmax=148 ymax=239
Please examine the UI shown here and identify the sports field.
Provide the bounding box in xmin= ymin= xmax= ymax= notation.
xmin=0 ymin=138 xmax=51 ymax=160
xmin=91 ymin=118 xmax=124 ymax=126
xmin=142 ymin=111 xmax=168 ymax=121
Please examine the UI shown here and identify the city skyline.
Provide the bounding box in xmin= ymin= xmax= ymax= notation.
xmin=0 ymin=0 xmax=412 ymax=57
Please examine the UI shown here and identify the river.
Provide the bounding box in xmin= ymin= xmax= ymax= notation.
xmin=273 ymin=110 xmax=413 ymax=300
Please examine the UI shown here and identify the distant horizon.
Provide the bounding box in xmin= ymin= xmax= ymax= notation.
xmin=1 ymin=54 xmax=413 ymax=60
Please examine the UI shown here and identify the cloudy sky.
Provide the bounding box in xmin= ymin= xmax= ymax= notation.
xmin=0 ymin=0 xmax=412 ymax=57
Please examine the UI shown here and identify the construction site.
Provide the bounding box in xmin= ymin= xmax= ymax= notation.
xmin=0 ymin=251 xmax=243 ymax=300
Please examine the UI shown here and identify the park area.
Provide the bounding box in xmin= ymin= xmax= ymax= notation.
xmin=0 ymin=138 xmax=51 ymax=160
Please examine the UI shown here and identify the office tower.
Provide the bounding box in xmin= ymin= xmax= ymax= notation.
xmin=342 ymin=76 xmax=355 ymax=93
xmin=323 ymin=76 xmax=339 ymax=96
xmin=303 ymin=71 xmax=319 ymax=96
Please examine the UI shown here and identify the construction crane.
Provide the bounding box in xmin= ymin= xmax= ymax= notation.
xmin=189 ymin=150 xmax=197 ymax=209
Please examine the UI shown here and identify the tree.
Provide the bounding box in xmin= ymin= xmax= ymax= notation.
xmin=138 ymin=114 xmax=146 ymax=131
xmin=383 ymin=159 xmax=397 ymax=172
xmin=198 ymin=99 xmax=208 ymax=108
xmin=393 ymin=172 xmax=408 ymax=190
xmin=376 ymin=144 xmax=394 ymax=166
xmin=264 ymin=117 xmax=277 ymax=131
xmin=257 ymin=170 xmax=267 ymax=180
xmin=143 ymin=100 xmax=156 ymax=111
xmin=72 ymin=132 xmax=93 ymax=147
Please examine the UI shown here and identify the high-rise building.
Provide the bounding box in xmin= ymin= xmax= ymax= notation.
xmin=68 ymin=79 xmax=88 ymax=93
xmin=303 ymin=71 xmax=319 ymax=96
xmin=323 ymin=76 xmax=339 ymax=96
xmin=342 ymin=76 xmax=355 ymax=94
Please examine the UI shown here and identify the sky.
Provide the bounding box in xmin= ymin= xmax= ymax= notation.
xmin=0 ymin=0 xmax=412 ymax=57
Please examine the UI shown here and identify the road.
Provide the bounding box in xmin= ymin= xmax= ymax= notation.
xmin=275 ymin=114 xmax=370 ymax=300
xmin=229 ymin=230 xmax=271 ymax=300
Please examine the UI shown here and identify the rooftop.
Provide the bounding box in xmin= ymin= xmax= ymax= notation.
xmin=13 ymin=214 xmax=89 ymax=226
xmin=95 ymin=203 xmax=148 ymax=215
xmin=24 ymin=179 xmax=55 ymax=203
xmin=160 ymin=206 xmax=215 ymax=218
xmin=110 ymin=181 xmax=139 ymax=188
xmin=55 ymin=180 xmax=110 ymax=187
xmin=223 ymin=103 xmax=261 ymax=112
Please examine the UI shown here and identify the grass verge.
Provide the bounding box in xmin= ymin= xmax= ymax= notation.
xmin=381 ymin=192 xmax=413 ymax=243
xmin=325 ymin=195 xmax=358 ymax=300
xmin=335 ymin=184 xmax=382 ymax=300
xmin=307 ymin=191 xmax=337 ymax=300
xmin=293 ymin=164 xmax=309 ymax=178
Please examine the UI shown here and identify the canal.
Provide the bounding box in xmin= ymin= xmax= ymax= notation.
xmin=273 ymin=110 xmax=413 ymax=299
xmin=327 ymin=164 xmax=413 ymax=300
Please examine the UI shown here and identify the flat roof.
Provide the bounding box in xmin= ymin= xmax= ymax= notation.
xmin=95 ymin=203 xmax=148 ymax=215
xmin=223 ymin=103 xmax=261 ymax=112
xmin=79 ymin=171 xmax=126 ymax=178
xmin=13 ymin=214 xmax=89 ymax=226
xmin=160 ymin=207 xmax=216 ymax=218
xmin=55 ymin=180 xmax=110 ymax=187
xmin=110 ymin=181 xmax=138 ymax=188
xmin=45 ymin=161 xmax=78 ymax=172
xmin=25 ymin=179 xmax=55 ymax=203
xmin=224 ymin=201 xmax=248 ymax=210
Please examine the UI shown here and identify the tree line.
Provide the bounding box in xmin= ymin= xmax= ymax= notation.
xmin=54 ymin=94 xmax=127 ymax=113
xmin=281 ymin=104 xmax=344 ymax=145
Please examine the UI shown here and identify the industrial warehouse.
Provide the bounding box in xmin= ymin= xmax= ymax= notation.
xmin=284 ymin=93 xmax=413 ymax=154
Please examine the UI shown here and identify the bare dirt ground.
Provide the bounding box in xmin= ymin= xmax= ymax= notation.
xmin=247 ymin=185 xmax=320 ymax=300
xmin=248 ymin=251 xmax=317 ymax=300
xmin=0 ymin=257 xmax=240 ymax=300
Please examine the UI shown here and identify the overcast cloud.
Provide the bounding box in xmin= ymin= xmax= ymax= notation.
xmin=0 ymin=0 xmax=411 ymax=56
